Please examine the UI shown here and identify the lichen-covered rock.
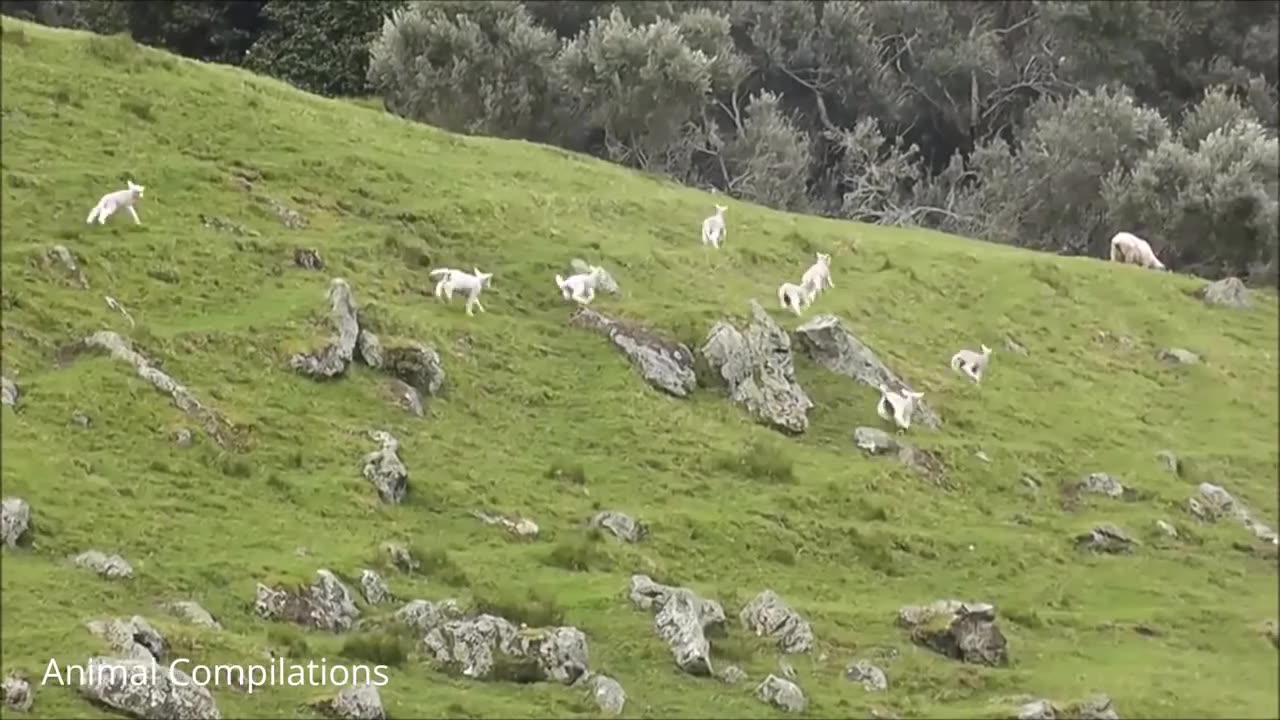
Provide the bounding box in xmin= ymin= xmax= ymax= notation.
xmin=897 ymin=600 xmax=1008 ymax=666
xmin=359 ymin=569 xmax=391 ymax=605
xmin=394 ymin=599 xmax=463 ymax=634
xmin=853 ymin=426 xmax=898 ymax=454
xmin=1187 ymin=482 xmax=1278 ymax=545
xmin=312 ymin=683 xmax=384 ymax=720
xmin=1197 ymin=276 xmax=1249 ymax=308
xmin=46 ymin=244 xmax=89 ymax=288
xmin=357 ymin=330 xmax=384 ymax=369
xmin=1 ymin=375 xmax=18 ymax=408
xmin=701 ymin=301 xmax=813 ymax=434
xmin=1 ymin=497 xmax=32 ymax=548
xmin=163 ymin=601 xmax=221 ymax=630
xmin=294 ymin=247 xmax=324 ymax=270
xmin=579 ymin=672 xmax=626 ymax=716
xmin=1156 ymin=347 xmax=1200 ymax=365
xmin=740 ymin=590 xmax=813 ymax=654
xmin=1075 ymin=524 xmax=1137 ymax=554
xmin=844 ymin=660 xmax=887 ymax=692
xmin=569 ymin=308 xmax=696 ymax=397
xmin=86 ymin=616 xmax=168 ymax=662
xmin=422 ymin=614 xmax=588 ymax=685
xmin=589 ymin=511 xmax=647 ymax=543
xmin=78 ymin=657 xmax=221 ymax=719
xmin=254 ymin=570 xmax=360 ymax=632
xmin=74 ymin=550 xmax=133 ymax=580
xmin=718 ymin=665 xmax=747 ymax=684
xmin=2 ymin=671 xmax=32 ymax=711
xmin=628 ymin=575 xmax=725 ymax=676
xmin=382 ymin=342 xmax=445 ymax=397
xmin=1079 ymin=472 xmax=1126 ymax=498
xmin=289 ymin=279 xmax=360 ymax=380
xmin=1064 ymin=694 xmax=1120 ymax=719
xmin=1015 ymin=699 xmax=1059 ymax=720
xmin=362 ymin=431 xmax=408 ymax=504
xmin=755 ymin=673 xmax=806 ymax=713
xmin=385 ymin=379 xmax=424 ymax=417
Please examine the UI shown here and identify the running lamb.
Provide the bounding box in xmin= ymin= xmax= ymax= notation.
xmin=1109 ymin=231 xmax=1166 ymax=271
xmin=701 ymin=204 xmax=728 ymax=248
xmin=429 ymin=267 xmax=493 ymax=316
xmin=86 ymin=180 xmax=145 ymax=225
xmin=877 ymin=384 xmax=926 ymax=432
xmin=555 ymin=266 xmax=606 ymax=305
xmin=800 ymin=253 xmax=833 ymax=293
xmin=777 ymin=280 xmax=817 ymax=316
xmin=950 ymin=343 xmax=993 ymax=384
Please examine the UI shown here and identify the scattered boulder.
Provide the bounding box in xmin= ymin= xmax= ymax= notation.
xmin=290 ymin=279 xmax=360 ymax=380
xmin=254 ymin=569 xmax=360 ymax=632
xmin=359 ymin=569 xmax=392 ymax=605
xmin=362 ymin=431 xmax=408 ymax=504
xmin=199 ymin=214 xmax=259 ymax=237
xmin=701 ymin=301 xmax=813 ymax=434
xmin=1155 ymin=449 xmax=1180 ymax=475
xmin=1187 ymin=482 xmax=1278 ymax=545
xmin=2 ymin=375 xmax=18 ymax=407
xmin=173 ymin=428 xmax=194 ymax=447
xmin=357 ymin=330 xmax=384 ymax=369
xmin=380 ymin=542 xmax=418 ymax=573
xmin=1196 ymin=276 xmax=1249 ymax=308
xmin=628 ymin=575 xmax=726 ymax=676
xmin=844 ymin=660 xmax=887 ymax=692
xmin=1064 ymin=694 xmax=1120 ymax=719
xmin=86 ymin=616 xmax=169 ymax=662
xmin=1075 ymin=524 xmax=1137 ymax=554
xmin=569 ymin=259 xmax=620 ymax=295
xmin=1 ymin=497 xmax=32 ymax=548
xmin=1155 ymin=520 xmax=1179 ymax=539
xmin=73 ymin=550 xmax=134 ymax=580
xmin=382 ymin=342 xmax=446 ymax=398
xmin=294 ymin=247 xmax=325 ymax=270
xmin=1015 ymin=699 xmax=1058 ymax=720
xmin=78 ymin=656 xmax=221 ymax=720
xmin=62 ymin=331 xmax=236 ymax=448
xmin=897 ymin=600 xmax=1008 ymax=666
xmin=385 ymin=379 xmax=424 ymax=417
xmin=422 ymin=614 xmax=589 ymax=685
xmin=267 ymin=196 xmax=306 ymax=229
xmin=739 ymin=590 xmax=813 ymax=654
xmin=755 ymin=674 xmax=806 ymax=713
xmin=2 ymin=671 xmax=32 ymax=711
xmin=1077 ymin=472 xmax=1128 ymax=499
xmin=793 ymin=314 xmax=941 ymax=428
xmin=579 ymin=672 xmax=626 ymax=715
xmin=853 ymin=426 xmax=898 ymax=455
xmin=471 ymin=510 xmax=539 ymax=540
xmin=311 ymin=683 xmax=384 ymax=720
xmin=589 ymin=511 xmax=647 ymax=543
xmin=162 ymin=601 xmax=221 ymax=630
xmin=853 ymin=427 xmax=948 ymax=481
xmin=394 ymin=599 xmax=463 ymax=634
xmin=46 ymin=244 xmax=89 ymax=288
xmin=71 ymin=410 xmax=92 ymax=428
xmin=1156 ymin=347 xmax=1200 ymax=365
xmin=569 ymin=307 xmax=697 ymax=397
xmin=718 ymin=665 xmax=747 ymax=684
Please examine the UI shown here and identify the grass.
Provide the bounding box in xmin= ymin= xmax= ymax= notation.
xmin=1 ymin=17 xmax=1278 ymax=719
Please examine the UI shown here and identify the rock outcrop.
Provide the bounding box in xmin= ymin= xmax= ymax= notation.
xmin=362 ymin=431 xmax=408 ymax=504
xmin=1 ymin=497 xmax=32 ymax=547
xmin=2 ymin=671 xmax=32 ymax=711
xmin=359 ymin=569 xmax=392 ymax=605
xmin=570 ymin=308 xmax=696 ymax=398
xmin=1075 ymin=524 xmax=1137 ymax=554
xmin=254 ymin=570 xmax=360 ymax=631
xmin=311 ymin=683 xmax=385 ymax=720
xmin=1196 ymin=276 xmax=1249 ymax=308
xmin=578 ymin=672 xmax=626 ymax=715
xmin=628 ymin=575 xmax=726 ymax=676
xmin=845 ymin=660 xmax=887 ymax=692
xmin=86 ymin=616 xmax=169 ymax=662
xmin=1187 ymin=482 xmax=1278 ymax=545
xmin=755 ymin=674 xmax=806 ymax=713
xmin=852 ymin=427 xmax=947 ymax=481
xmin=1156 ymin=347 xmax=1201 ymax=365
xmin=395 ymin=599 xmax=463 ymax=634
xmin=382 ymin=342 xmax=446 ymax=398
xmin=78 ymin=656 xmax=221 ymax=719
xmin=422 ymin=614 xmax=589 ymax=685
xmin=793 ymin=314 xmax=941 ymax=428
xmin=897 ymin=600 xmax=1008 ymax=666
xmin=1 ymin=375 xmax=18 ymax=408
xmin=162 ymin=601 xmax=221 ymax=630
xmin=46 ymin=244 xmax=89 ymax=289
xmin=701 ymin=301 xmax=813 ymax=434
xmin=290 ymin=279 xmax=361 ymax=380
xmin=73 ymin=550 xmax=134 ymax=580
xmin=589 ymin=511 xmax=647 ymax=543
xmin=739 ymin=590 xmax=813 ymax=654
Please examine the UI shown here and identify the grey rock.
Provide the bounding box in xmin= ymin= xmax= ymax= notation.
xmin=173 ymin=428 xmax=194 ymax=447
xmin=362 ymin=431 xmax=408 ymax=504
xmin=628 ymin=575 xmax=725 ymax=676
xmin=589 ymin=511 xmax=647 ymax=543
xmin=570 ymin=308 xmax=696 ymax=397
xmin=1015 ymin=699 xmax=1059 ymax=720
xmin=253 ymin=569 xmax=360 ymax=632
xmin=1 ymin=497 xmax=32 ymax=548
xmin=581 ymin=673 xmax=626 ymax=715
xmin=78 ymin=656 xmax=221 ymax=719
xmin=740 ymin=590 xmax=814 ymax=654
xmin=1 ymin=375 xmax=17 ymax=408
xmin=394 ymin=599 xmax=463 ymax=634
xmin=71 ymin=410 xmax=92 ymax=428
xmin=293 ymin=247 xmax=324 ymax=270
xmin=755 ymin=673 xmax=806 ymax=713
xmin=701 ymin=301 xmax=813 ymax=434
xmin=1066 ymin=694 xmax=1120 ymax=720
xmin=1075 ymin=524 xmax=1137 ymax=554
xmin=381 ymin=542 xmax=418 ymax=573
xmin=1197 ymin=276 xmax=1249 ymax=308
xmin=357 ymin=330 xmax=384 ymax=369
xmin=47 ymin=244 xmax=89 ymax=288
xmin=289 ymin=279 xmax=360 ymax=380
xmin=1156 ymin=347 xmax=1200 ymax=365
xmin=163 ymin=601 xmax=221 ymax=630
xmin=793 ymin=314 xmax=941 ymax=428
xmin=386 ymin=379 xmax=424 ymax=417
xmin=73 ymin=550 xmax=133 ymax=580
xmin=1155 ymin=450 xmax=1180 ymax=474
xmin=897 ymin=600 xmax=1007 ymax=666
xmin=200 ymin=214 xmax=258 ymax=237
xmin=314 ymin=684 xmax=384 ymax=720
xmin=359 ymin=569 xmax=392 ymax=605
xmin=267 ymin=197 xmax=306 ymax=229
xmin=844 ymin=660 xmax=887 ymax=692
xmin=86 ymin=616 xmax=168 ymax=662
xmin=854 ymin=428 xmax=947 ymax=480
xmin=471 ymin=509 xmax=539 ymax=539
xmin=718 ymin=665 xmax=747 ymax=684
xmin=383 ymin=342 xmax=446 ymax=397
xmin=422 ymin=614 xmax=588 ymax=685
xmin=569 ymin=259 xmax=620 ymax=295
xmin=2 ymin=671 xmax=32 ymax=711
xmin=853 ymin=426 xmax=898 ymax=454
xmin=1188 ymin=482 xmax=1278 ymax=545
xmin=1080 ymin=472 xmax=1126 ymax=498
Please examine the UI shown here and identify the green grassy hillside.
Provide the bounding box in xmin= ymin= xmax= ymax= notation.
xmin=2 ymin=19 xmax=1277 ymax=719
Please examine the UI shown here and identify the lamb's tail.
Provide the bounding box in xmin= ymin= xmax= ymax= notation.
xmin=86 ymin=203 xmax=101 ymax=224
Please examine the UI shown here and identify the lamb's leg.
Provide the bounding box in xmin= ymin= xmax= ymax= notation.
xmin=98 ymin=205 xmax=115 ymax=224
xmin=473 ymin=297 xmax=485 ymax=314
xmin=126 ymin=206 xmax=141 ymax=224
xmin=434 ymin=280 xmax=446 ymax=299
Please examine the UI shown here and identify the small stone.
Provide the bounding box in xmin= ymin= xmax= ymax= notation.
xmin=71 ymin=410 xmax=92 ymax=428
xmin=1 ymin=671 xmax=32 ymax=711
xmin=755 ymin=673 xmax=806 ymax=713
xmin=1155 ymin=520 xmax=1178 ymax=538
xmin=718 ymin=665 xmax=747 ymax=684
xmin=173 ymin=428 xmax=194 ymax=447
xmin=1155 ymin=449 xmax=1180 ymax=474
xmin=1156 ymin=347 xmax=1200 ymax=365
xmin=844 ymin=660 xmax=887 ymax=692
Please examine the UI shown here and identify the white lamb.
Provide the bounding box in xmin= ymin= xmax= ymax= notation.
xmin=950 ymin=344 xmax=993 ymax=384
xmin=429 ymin=267 xmax=493 ymax=316
xmin=777 ymin=280 xmax=817 ymax=316
xmin=800 ymin=252 xmax=834 ymax=293
xmin=877 ymin=384 xmax=926 ymax=432
xmin=701 ymin=204 xmax=727 ymax=248
xmin=555 ymin=267 xmax=606 ymax=305
xmin=86 ymin=180 xmax=145 ymax=225
xmin=1109 ymin=231 xmax=1166 ymax=271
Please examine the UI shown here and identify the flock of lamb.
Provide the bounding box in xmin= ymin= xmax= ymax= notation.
xmin=85 ymin=181 xmax=1172 ymax=435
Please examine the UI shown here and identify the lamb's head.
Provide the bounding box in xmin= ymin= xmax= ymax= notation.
xmin=816 ymin=252 xmax=831 ymax=267
xmin=127 ymin=180 xmax=145 ymax=197
xmin=715 ymin=204 xmax=728 ymax=215
xmin=980 ymin=344 xmax=992 ymax=356
xmin=473 ymin=268 xmax=493 ymax=286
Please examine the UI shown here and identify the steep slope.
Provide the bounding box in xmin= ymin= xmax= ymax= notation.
xmin=1 ymin=19 xmax=1277 ymax=720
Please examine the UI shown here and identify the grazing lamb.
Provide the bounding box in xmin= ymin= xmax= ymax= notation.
xmin=86 ymin=180 xmax=145 ymax=225
xmin=1109 ymin=231 xmax=1166 ymax=271
xmin=877 ymin=384 xmax=926 ymax=432
xmin=800 ymin=253 xmax=834 ymax=293
xmin=555 ymin=267 xmax=606 ymax=305
xmin=950 ymin=344 xmax=993 ymax=384
xmin=701 ymin=204 xmax=728 ymax=248
xmin=429 ymin=267 xmax=493 ymax=316
xmin=777 ymin=280 xmax=817 ymax=316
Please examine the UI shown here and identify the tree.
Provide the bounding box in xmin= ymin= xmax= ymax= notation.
xmin=717 ymin=91 xmax=813 ymax=211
